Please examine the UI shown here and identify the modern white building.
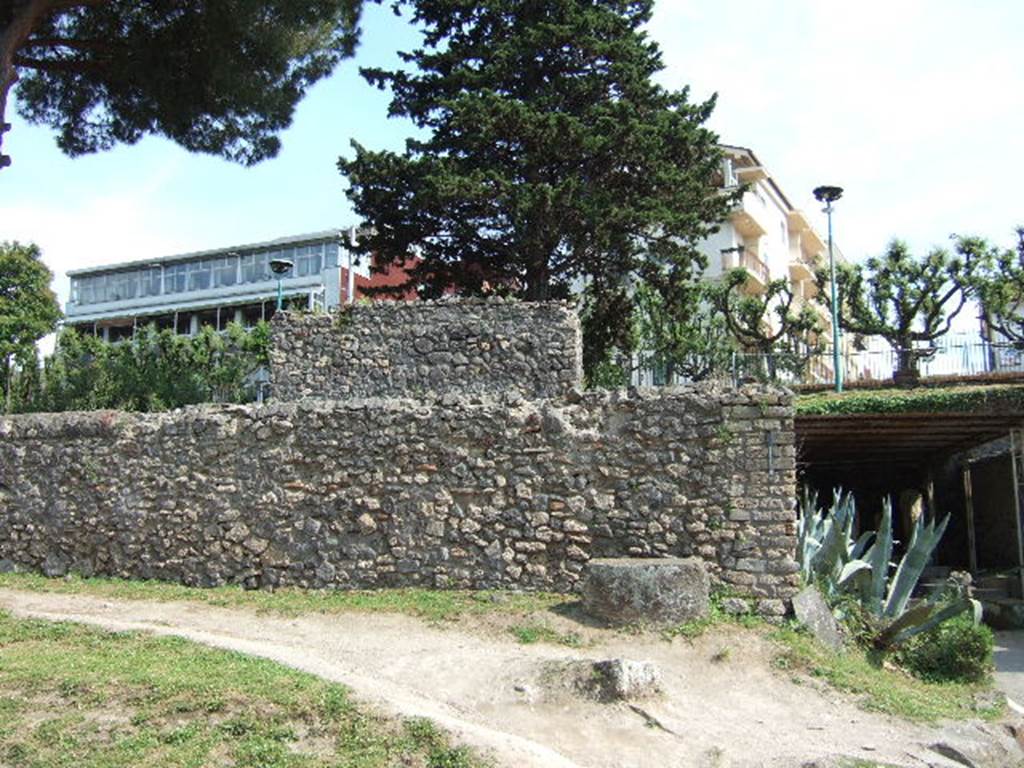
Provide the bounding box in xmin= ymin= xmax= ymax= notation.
xmin=65 ymin=229 xmax=371 ymax=340
xmin=704 ymin=144 xmax=836 ymax=333
xmin=633 ymin=144 xmax=845 ymax=386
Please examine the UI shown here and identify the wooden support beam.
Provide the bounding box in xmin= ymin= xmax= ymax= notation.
xmin=1011 ymin=429 xmax=1024 ymax=602
xmin=962 ymin=464 xmax=978 ymax=574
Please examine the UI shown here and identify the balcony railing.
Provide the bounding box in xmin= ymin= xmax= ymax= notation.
xmin=634 ymin=337 xmax=1024 ymax=389
xmin=741 ymin=251 xmax=771 ymax=286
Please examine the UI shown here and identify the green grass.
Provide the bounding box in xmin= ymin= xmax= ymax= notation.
xmin=0 ymin=609 xmax=486 ymax=768
xmin=796 ymin=382 xmax=1024 ymax=416
xmin=507 ymin=623 xmax=584 ymax=647
xmin=0 ymin=571 xmax=567 ymax=624
xmin=770 ymin=624 xmax=1004 ymax=723
xmin=660 ymin=596 xmax=761 ymax=642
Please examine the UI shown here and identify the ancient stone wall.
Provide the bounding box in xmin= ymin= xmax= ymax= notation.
xmin=0 ymin=386 xmax=798 ymax=608
xmin=269 ymin=299 xmax=583 ymax=401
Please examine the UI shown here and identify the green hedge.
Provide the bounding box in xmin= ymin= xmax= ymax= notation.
xmin=797 ymin=384 xmax=1024 ymax=416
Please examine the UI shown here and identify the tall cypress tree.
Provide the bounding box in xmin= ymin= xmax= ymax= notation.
xmin=340 ymin=0 xmax=732 ymax=364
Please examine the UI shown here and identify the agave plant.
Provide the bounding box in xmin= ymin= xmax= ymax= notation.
xmin=797 ymin=488 xmax=864 ymax=594
xmin=797 ymin=490 xmax=981 ymax=649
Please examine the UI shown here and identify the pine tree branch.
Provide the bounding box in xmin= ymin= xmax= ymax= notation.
xmin=22 ymin=36 xmax=114 ymax=52
xmin=13 ymin=54 xmax=98 ymax=73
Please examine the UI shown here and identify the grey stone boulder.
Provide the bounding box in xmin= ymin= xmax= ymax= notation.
xmin=42 ymin=552 xmax=68 ymax=578
xmin=544 ymin=658 xmax=662 ymax=703
xmin=792 ymin=585 xmax=844 ymax=651
xmin=928 ymin=721 xmax=1024 ymax=768
xmin=582 ymin=557 xmax=709 ymax=627
xmin=587 ymin=659 xmax=661 ymax=701
xmin=981 ymin=599 xmax=1024 ymax=630
xmin=719 ymin=597 xmax=752 ymax=616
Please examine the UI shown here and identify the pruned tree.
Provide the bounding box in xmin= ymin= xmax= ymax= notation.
xmin=633 ymin=278 xmax=735 ymax=383
xmin=1 ymin=0 xmax=364 ymax=169
xmin=339 ymin=0 xmax=735 ymax=372
xmin=712 ymin=268 xmax=822 ymax=381
xmin=817 ymin=239 xmax=978 ymax=384
xmin=0 ymin=241 xmax=61 ymax=410
xmin=965 ymin=228 xmax=1024 ymax=349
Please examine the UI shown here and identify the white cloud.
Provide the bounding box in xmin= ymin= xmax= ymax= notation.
xmin=650 ymin=0 xmax=1024 ymax=261
xmin=3 ymin=160 xmax=193 ymax=308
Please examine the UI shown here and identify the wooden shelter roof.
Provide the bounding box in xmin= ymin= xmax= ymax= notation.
xmin=795 ymin=384 xmax=1024 ymax=467
xmin=796 ymin=413 xmax=1017 ymax=466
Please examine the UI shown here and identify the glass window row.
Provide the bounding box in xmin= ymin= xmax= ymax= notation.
xmin=70 ymin=243 xmax=335 ymax=305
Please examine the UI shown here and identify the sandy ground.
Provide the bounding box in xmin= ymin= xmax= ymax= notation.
xmin=0 ymin=588 xmax=995 ymax=768
xmin=996 ymin=631 xmax=1024 ymax=708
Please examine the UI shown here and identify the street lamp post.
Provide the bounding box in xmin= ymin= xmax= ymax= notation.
xmin=813 ymin=185 xmax=844 ymax=393
xmin=269 ymin=258 xmax=294 ymax=312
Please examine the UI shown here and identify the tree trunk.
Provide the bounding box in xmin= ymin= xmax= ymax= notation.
xmin=522 ymin=257 xmax=551 ymax=301
xmin=2 ymin=353 xmax=12 ymax=413
xmin=1 ymin=1 xmax=50 ymax=168
xmin=0 ymin=0 xmax=105 ymax=169
xmin=0 ymin=9 xmax=24 ymax=169
xmin=893 ymin=337 xmax=920 ymax=387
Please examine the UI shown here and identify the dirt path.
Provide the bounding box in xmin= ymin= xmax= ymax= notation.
xmin=995 ymin=631 xmax=1024 ymax=709
xmin=0 ymin=588 xmax=977 ymax=768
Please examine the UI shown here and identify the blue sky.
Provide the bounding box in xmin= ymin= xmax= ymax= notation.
xmin=2 ymin=0 xmax=1023 ymax=314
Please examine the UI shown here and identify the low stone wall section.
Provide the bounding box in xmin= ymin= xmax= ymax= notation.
xmin=269 ymin=299 xmax=583 ymax=401
xmin=0 ymin=385 xmax=797 ymax=606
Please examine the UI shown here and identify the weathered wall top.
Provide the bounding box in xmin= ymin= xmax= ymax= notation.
xmin=269 ymin=298 xmax=583 ymax=401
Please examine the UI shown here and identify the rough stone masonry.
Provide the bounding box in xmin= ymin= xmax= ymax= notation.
xmin=270 ymin=298 xmax=583 ymax=401
xmin=0 ymin=300 xmax=798 ymax=609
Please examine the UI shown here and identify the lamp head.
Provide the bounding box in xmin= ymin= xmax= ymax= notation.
xmin=269 ymin=258 xmax=294 ymax=276
xmin=813 ymin=185 xmax=843 ymax=204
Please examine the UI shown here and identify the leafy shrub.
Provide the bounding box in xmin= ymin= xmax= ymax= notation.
xmin=894 ymin=614 xmax=994 ymax=684
xmin=9 ymin=322 xmax=270 ymax=413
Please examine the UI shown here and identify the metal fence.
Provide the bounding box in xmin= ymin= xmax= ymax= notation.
xmin=634 ymin=336 xmax=1024 ymax=388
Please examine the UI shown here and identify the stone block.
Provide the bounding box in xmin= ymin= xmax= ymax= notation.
xmin=929 ymin=722 xmax=1024 ymax=768
xmin=791 ymin=586 xmax=842 ymax=650
xmin=586 ymin=659 xmax=661 ymax=701
xmin=582 ymin=557 xmax=709 ymax=627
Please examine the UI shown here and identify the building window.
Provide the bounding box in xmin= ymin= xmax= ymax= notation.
xmin=241 ymin=252 xmax=269 ymax=283
xmin=165 ymin=263 xmax=187 ymax=294
xmin=212 ymin=255 xmax=238 ymax=288
xmin=109 ymin=271 xmax=137 ymax=302
xmin=296 ymin=245 xmax=323 ymax=277
xmin=139 ymin=268 xmax=162 ymax=298
xmin=188 ymin=260 xmax=212 ymax=292
xmin=77 ymin=276 xmax=96 ymax=304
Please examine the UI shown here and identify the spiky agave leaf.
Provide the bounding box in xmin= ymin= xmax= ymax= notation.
xmin=810 ymin=490 xmax=857 ymax=588
xmin=862 ymin=499 xmax=894 ymax=615
xmin=837 ymin=559 xmax=874 ymax=601
xmin=883 ymin=513 xmax=950 ymax=619
xmin=850 ymin=530 xmax=876 ymax=561
xmin=878 ymin=597 xmax=981 ymax=649
xmin=796 ymin=487 xmax=824 ymax=582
